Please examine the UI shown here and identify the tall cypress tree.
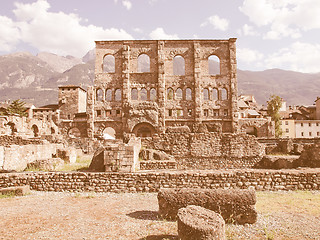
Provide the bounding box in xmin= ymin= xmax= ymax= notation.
xmin=6 ymin=99 xmax=28 ymax=117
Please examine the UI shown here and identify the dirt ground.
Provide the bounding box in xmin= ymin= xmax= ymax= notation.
xmin=0 ymin=191 xmax=319 ymax=240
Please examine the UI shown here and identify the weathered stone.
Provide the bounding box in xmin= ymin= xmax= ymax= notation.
xmin=158 ymin=188 xmax=257 ymax=224
xmin=254 ymin=155 xmax=299 ymax=169
xmin=0 ymin=185 xmax=30 ymax=196
xmin=178 ymin=205 xmax=225 ymax=240
xmin=294 ymin=144 xmax=320 ymax=168
xmin=25 ymin=158 xmax=64 ymax=171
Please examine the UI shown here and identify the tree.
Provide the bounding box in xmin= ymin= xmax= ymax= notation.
xmin=267 ymin=95 xmax=283 ymax=138
xmin=6 ymin=99 xmax=28 ymax=117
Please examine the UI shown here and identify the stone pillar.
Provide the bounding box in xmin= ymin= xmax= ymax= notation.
xmin=229 ymin=38 xmax=239 ymax=133
xmin=193 ymin=42 xmax=202 ymax=123
xmin=86 ymin=86 xmax=95 ymax=138
xmin=122 ymin=43 xmax=130 ymax=133
xmin=157 ymin=40 xmax=166 ymax=133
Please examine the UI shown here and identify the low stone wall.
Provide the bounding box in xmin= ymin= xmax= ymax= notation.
xmin=139 ymin=160 xmax=177 ymax=170
xmin=0 ymin=169 xmax=319 ymax=192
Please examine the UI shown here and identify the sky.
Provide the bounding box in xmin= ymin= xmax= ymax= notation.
xmin=1 ymin=0 xmax=320 ymax=73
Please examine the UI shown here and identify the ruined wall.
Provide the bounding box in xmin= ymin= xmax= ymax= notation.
xmin=142 ymin=132 xmax=264 ymax=169
xmin=0 ymin=143 xmax=64 ymax=171
xmin=89 ymin=39 xmax=238 ymax=138
xmin=1 ymin=169 xmax=319 ymax=192
xmin=239 ymin=118 xmax=275 ymax=138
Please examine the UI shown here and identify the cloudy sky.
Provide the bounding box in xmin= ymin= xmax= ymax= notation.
xmin=1 ymin=0 xmax=320 ymax=73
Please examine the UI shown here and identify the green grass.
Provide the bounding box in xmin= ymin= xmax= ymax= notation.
xmin=0 ymin=192 xmax=15 ymax=199
xmin=56 ymin=154 xmax=92 ymax=171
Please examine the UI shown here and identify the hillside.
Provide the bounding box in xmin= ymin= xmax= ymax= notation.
xmin=0 ymin=50 xmax=319 ymax=106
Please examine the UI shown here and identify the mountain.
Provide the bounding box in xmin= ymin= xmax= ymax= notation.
xmin=0 ymin=50 xmax=319 ymax=107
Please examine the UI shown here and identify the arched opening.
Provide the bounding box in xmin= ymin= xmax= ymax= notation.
xmin=208 ymin=55 xmax=220 ymax=75
xmin=173 ymin=55 xmax=185 ymax=75
xmin=103 ymin=54 xmax=115 ymax=73
xmin=212 ymin=88 xmax=218 ymax=100
xmin=140 ymin=88 xmax=147 ymax=101
xmin=68 ymin=127 xmax=81 ymax=138
xmin=50 ymin=127 xmax=55 ymax=134
xmin=176 ymin=88 xmax=182 ymax=100
xmin=132 ymin=122 xmax=155 ymax=138
xmin=186 ymin=88 xmax=192 ymax=100
xmin=31 ymin=124 xmax=39 ymax=137
xmin=167 ymin=88 xmax=174 ymax=100
xmin=150 ymin=88 xmax=157 ymax=101
xmin=245 ymin=126 xmax=258 ymax=137
xmin=6 ymin=122 xmax=17 ymax=135
xmin=137 ymin=54 xmax=150 ymax=72
xmin=131 ymin=88 xmax=138 ymax=100
xmin=203 ymin=88 xmax=209 ymax=101
xmin=221 ymin=88 xmax=228 ymax=100
xmin=96 ymin=88 xmax=103 ymax=102
xmin=115 ymin=89 xmax=121 ymax=101
xmin=103 ymin=127 xmax=116 ymax=139
xmin=105 ymin=89 xmax=112 ymax=101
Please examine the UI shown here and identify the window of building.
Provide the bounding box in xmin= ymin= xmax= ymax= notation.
xmin=301 ymin=132 xmax=304 ymax=136
xmin=96 ymin=110 xmax=101 ymax=117
xmin=150 ymin=88 xmax=157 ymax=101
xmin=317 ymin=123 xmax=319 ymax=127
xmin=115 ymin=89 xmax=121 ymax=101
xmin=173 ymin=55 xmax=185 ymax=75
xmin=309 ymin=132 xmax=312 ymax=136
xmin=116 ymin=109 xmax=121 ymax=116
xmin=213 ymin=110 xmax=219 ymax=117
xmin=317 ymin=132 xmax=319 ymax=136
xmin=285 ymin=121 xmax=288 ymax=125
xmin=177 ymin=109 xmax=183 ymax=117
xmin=203 ymin=109 xmax=209 ymax=117
xmin=286 ymin=128 xmax=289 ymax=133
xmin=221 ymin=88 xmax=228 ymax=100
xmin=106 ymin=110 xmax=112 ymax=116
xmin=167 ymin=88 xmax=174 ymax=100
xmin=96 ymin=88 xmax=103 ymax=102
xmin=103 ymin=54 xmax=115 ymax=73
xmin=140 ymin=88 xmax=147 ymax=101
xmin=106 ymin=89 xmax=112 ymax=101
xmin=203 ymin=88 xmax=209 ymax=101
xmin=137 ymin=54 xmax=150 ymax=72
xmin=176 ymin=88 xmax=183 ymax=100
xmin=224 ymin=109 xmax=228 ymax=116
xmin=168 ymin=109 xmax=173 ymax=117
xmin=188 ymin=109 xmax=192 ymax=117
xmin=301 ymin=123 xmax=303 ymax=127
xmin=131 ymin=88 xmax=138 ymax=100
xmin=186 ymin=88 xmax=192 ymax=100
xmin=208 ymin=55 xmax=220 ymax=75
xmin=212 ymin=88 xmax=218 ymax=100
xmin=309 ymin=123 xmax=312 ymax=127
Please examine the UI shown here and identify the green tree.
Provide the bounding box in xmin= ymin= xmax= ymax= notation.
xmin=6 ymin=99 xmax=28 ymax=117
xmin=267 ymin=95 xmax=283 ymax=138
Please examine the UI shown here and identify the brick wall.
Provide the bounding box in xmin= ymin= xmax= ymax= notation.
xmin=0 ymin=169 xmax=319 ymax=192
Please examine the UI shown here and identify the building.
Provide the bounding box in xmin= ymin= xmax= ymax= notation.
xmin=86 ymin=39 xmax=239 ymax=138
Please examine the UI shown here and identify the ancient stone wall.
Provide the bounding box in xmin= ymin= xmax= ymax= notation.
xmin=1 ymin=169 xmax=319 ymax=192
xmin=239 ymin=118 xmax=275 ymax=138
xmin=142 ymin=132 xmax=264 ymax=169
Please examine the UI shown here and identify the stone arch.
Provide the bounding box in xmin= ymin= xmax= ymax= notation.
xmin=150 ymin=88 xmax=157 ymax=101
xmin=96 ymin=88 xmax=103 ymax=102
xmin=208 ymin=55 xmax=220 ymax=75
xmin=68 ymin=127 xmax=81 ymax=138
xmin=103 ymin=54 xmax=115 ymax=73
xmin=137 ymin=53 xmax=150 ymax=72
xmin=31 ymin=124 xmax=39 ymax=137
xmin=132 ymin=122 xmax=155 ymax=137
xmin=221 ymin=88 xmax=228 ymax=100
xmin=105 ymin=89 xmax=112 ymax=101
xmin=186 ymin=87 xmax=192 ymax=100
xmin=103 ymin=127 xmax=116 ymax=139
xmin=176 ymin=88 xmax=183 ymax=100
xmin=140 ymin=88 xmax=147 ymax=101
xmin=167 ymin=88 xmax=174 ymax=100
xmin=115 ymin=88 xmax=121 ymax=101
xmin=244 ymin=125 xmax=258 ymax=137
xmin=173 ymin=55 xmax=185 ymax=75
xmin=131 ymin=88 xmax=138 ymax=100
xmin=6 ymin=122 xmax=17 ymax=135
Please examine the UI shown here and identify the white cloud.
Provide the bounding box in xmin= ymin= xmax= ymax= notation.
xmin=201 ymin=15 xmax=229 ymax=31
xmin=2 ymin=0 xmax=133 ymax=57
xmin=149 ymin=28 xmax=179 ymax=39
xmin=237 ymin=24 xmax=259 ymax=36
xmin=133 ymin=27 xmax=143 ymax=33
xmin=265 ymin=42 xmax=320 ymax=73
xmin=122 ymin=0 xmax=132 ymax=10
xmin=237 ymin=48 xmax=264 ymax=63
xmin=0 ymin=16 xmax=20 ymax=52
xmin=239 ymin=0 xmax=320 ymax=39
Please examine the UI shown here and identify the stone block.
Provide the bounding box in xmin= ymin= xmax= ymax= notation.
xmin=0 ymin=185 xmax=30 ymax=196
xmin=178 ymin=205 xmax=225 ymax=240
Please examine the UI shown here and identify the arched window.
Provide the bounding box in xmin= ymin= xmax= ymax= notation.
xmin=105 ymin=89 xmax=112 ymax=101
xmin=212 ymin=88 xmax=218 ymax=100
xmin=203 ymin=88 xmax=209 ymax=101
xmin=186 ymin=88 xmax=192 ymax=100
xmin=137 ymin=54 xmax=150 ymax=72
xmin=103 ymin=54 xmax=115 ymax=73
xmin=131 ymin=88 xmax=138 ymax=100
xmin=115 ymin=89 xmax=121 ymax=101
xmin=167 ymin=88 xmax=174 ymax=100
xmin=103 ymin=127 xmax=116 ymax=139
xmin=221 ymin=88 xmax=228 ymax=100
xmin=173 ymin=55 xmax=185 ymax=75
xmin=176 ymin=88 xmax=182 ymax=100
xmin=150 ymin=88 xmax=157 ymax=101
xmin=140 ymin=88 xmax=147 ymax=101
xmin=208 ymin=55 xmax=220 ymax=75
xmin=31 ymin=124 xmax=39 ymax=137
xmin=68 ymin=127 xmax=81 ymax=138
xmin=96 ymin=88 xmax=103 ymax=102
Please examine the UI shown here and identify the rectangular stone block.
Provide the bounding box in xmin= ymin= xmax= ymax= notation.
xmin=0 ymin=185 xmax=30 ymax=196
